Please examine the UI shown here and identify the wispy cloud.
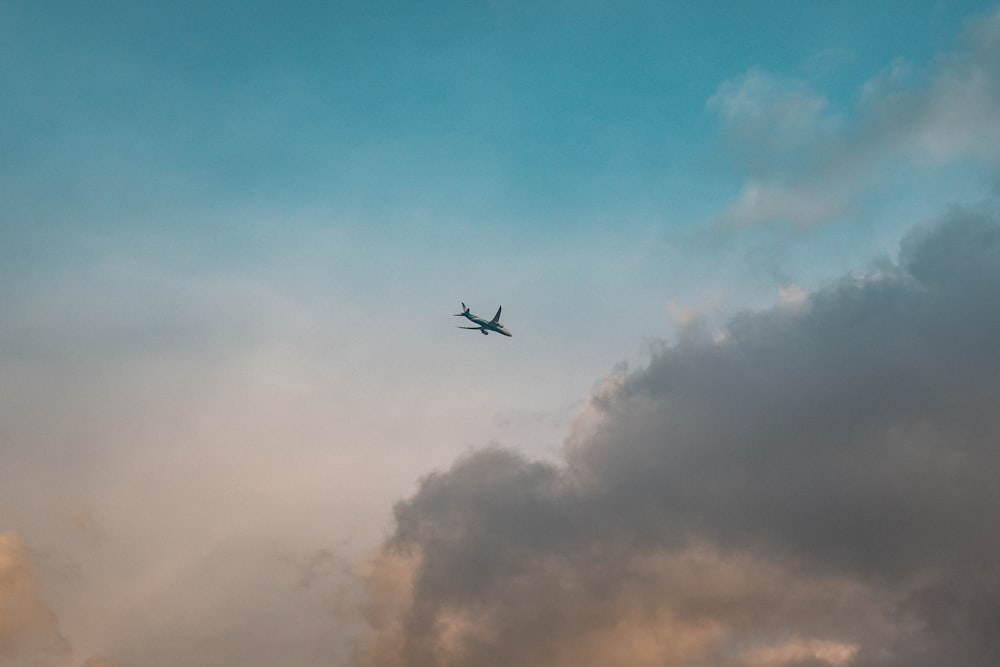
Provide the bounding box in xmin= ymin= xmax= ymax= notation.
xmin=357 ymin=212 xmax=1000 ymax=666
xmin=711 ymin=8 xmax=1000 ymax=227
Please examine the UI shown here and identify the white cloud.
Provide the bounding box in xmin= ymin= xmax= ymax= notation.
xmin=777 ymin=284 xmax=809 ymax=308
xmin=710 ymin=8 xmax=1000 ymax=227
xmin=708 ymin=69 xmax=841 ymax=180
xmin=717 ymin=181 xmax=845 ymax=228
xmin=667 ymin=300 xmax=702 ymax=328
xmin=708 ymin=68 xmax=833 ymax=132
xmin=741 ymin=638 xmax=859 ymax=667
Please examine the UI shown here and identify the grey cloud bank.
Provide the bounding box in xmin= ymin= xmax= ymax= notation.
xmin=359 ymin=212 xmax=1000 ymax=667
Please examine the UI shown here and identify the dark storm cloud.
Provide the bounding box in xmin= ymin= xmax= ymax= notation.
xmin=575 ymin=213 xmax=1000 ymax=572
xmin=358 ymin=212 xmax=1000 ymax=667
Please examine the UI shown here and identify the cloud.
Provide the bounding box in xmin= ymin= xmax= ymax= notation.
xmin=356 ymin=211 xmax=1000 ymax=666
xmin=708 ymin=68 xmax=842 ymax=178
xmin=716 ymin=181 xmax=846 ymax=229
xmin=711 ymin=8 xmax=1000 ymax=227
xmin=740 ymin=638 xmax=858 ymax=667
xmin=0 ymin=531 xmax=70 ymax=667
xmin=79 ymin=659 xmax=123 ymax=667
xmin=777 ymin=284 xmax=809 ymax=308
xmin=0 ymin=532 xmax=126 ymax=667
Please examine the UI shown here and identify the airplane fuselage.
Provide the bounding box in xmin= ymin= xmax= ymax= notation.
xmin=455 ymin=303 xmax=512 ymax=337
xmin=460 ymin=312 xmax=512 ymax=336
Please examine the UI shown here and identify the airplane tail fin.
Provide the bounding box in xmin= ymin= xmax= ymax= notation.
xmin=453 ymin=302 xmax=470 ymax=316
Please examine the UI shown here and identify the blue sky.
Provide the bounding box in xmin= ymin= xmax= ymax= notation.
xmin=4 ymin=1 xmax=992 ymax=225
xmin=3 ymin=2 xmax=1000 ymax=666
xmin=5 ymin=0 xmax=996 ymax=369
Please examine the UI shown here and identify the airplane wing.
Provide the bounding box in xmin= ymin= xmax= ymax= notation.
xmin=490 ymin=306 xmax=502 ymax=324
xmin=457 ymin=326 xmax=482 ymax=330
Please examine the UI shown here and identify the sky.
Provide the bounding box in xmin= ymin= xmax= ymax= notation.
xmin=2 ymin=1 xmax=1000 ymax=666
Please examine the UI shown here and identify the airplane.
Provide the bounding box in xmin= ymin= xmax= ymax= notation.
xmin=454 ymin=302 xmax=512 ymax=337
